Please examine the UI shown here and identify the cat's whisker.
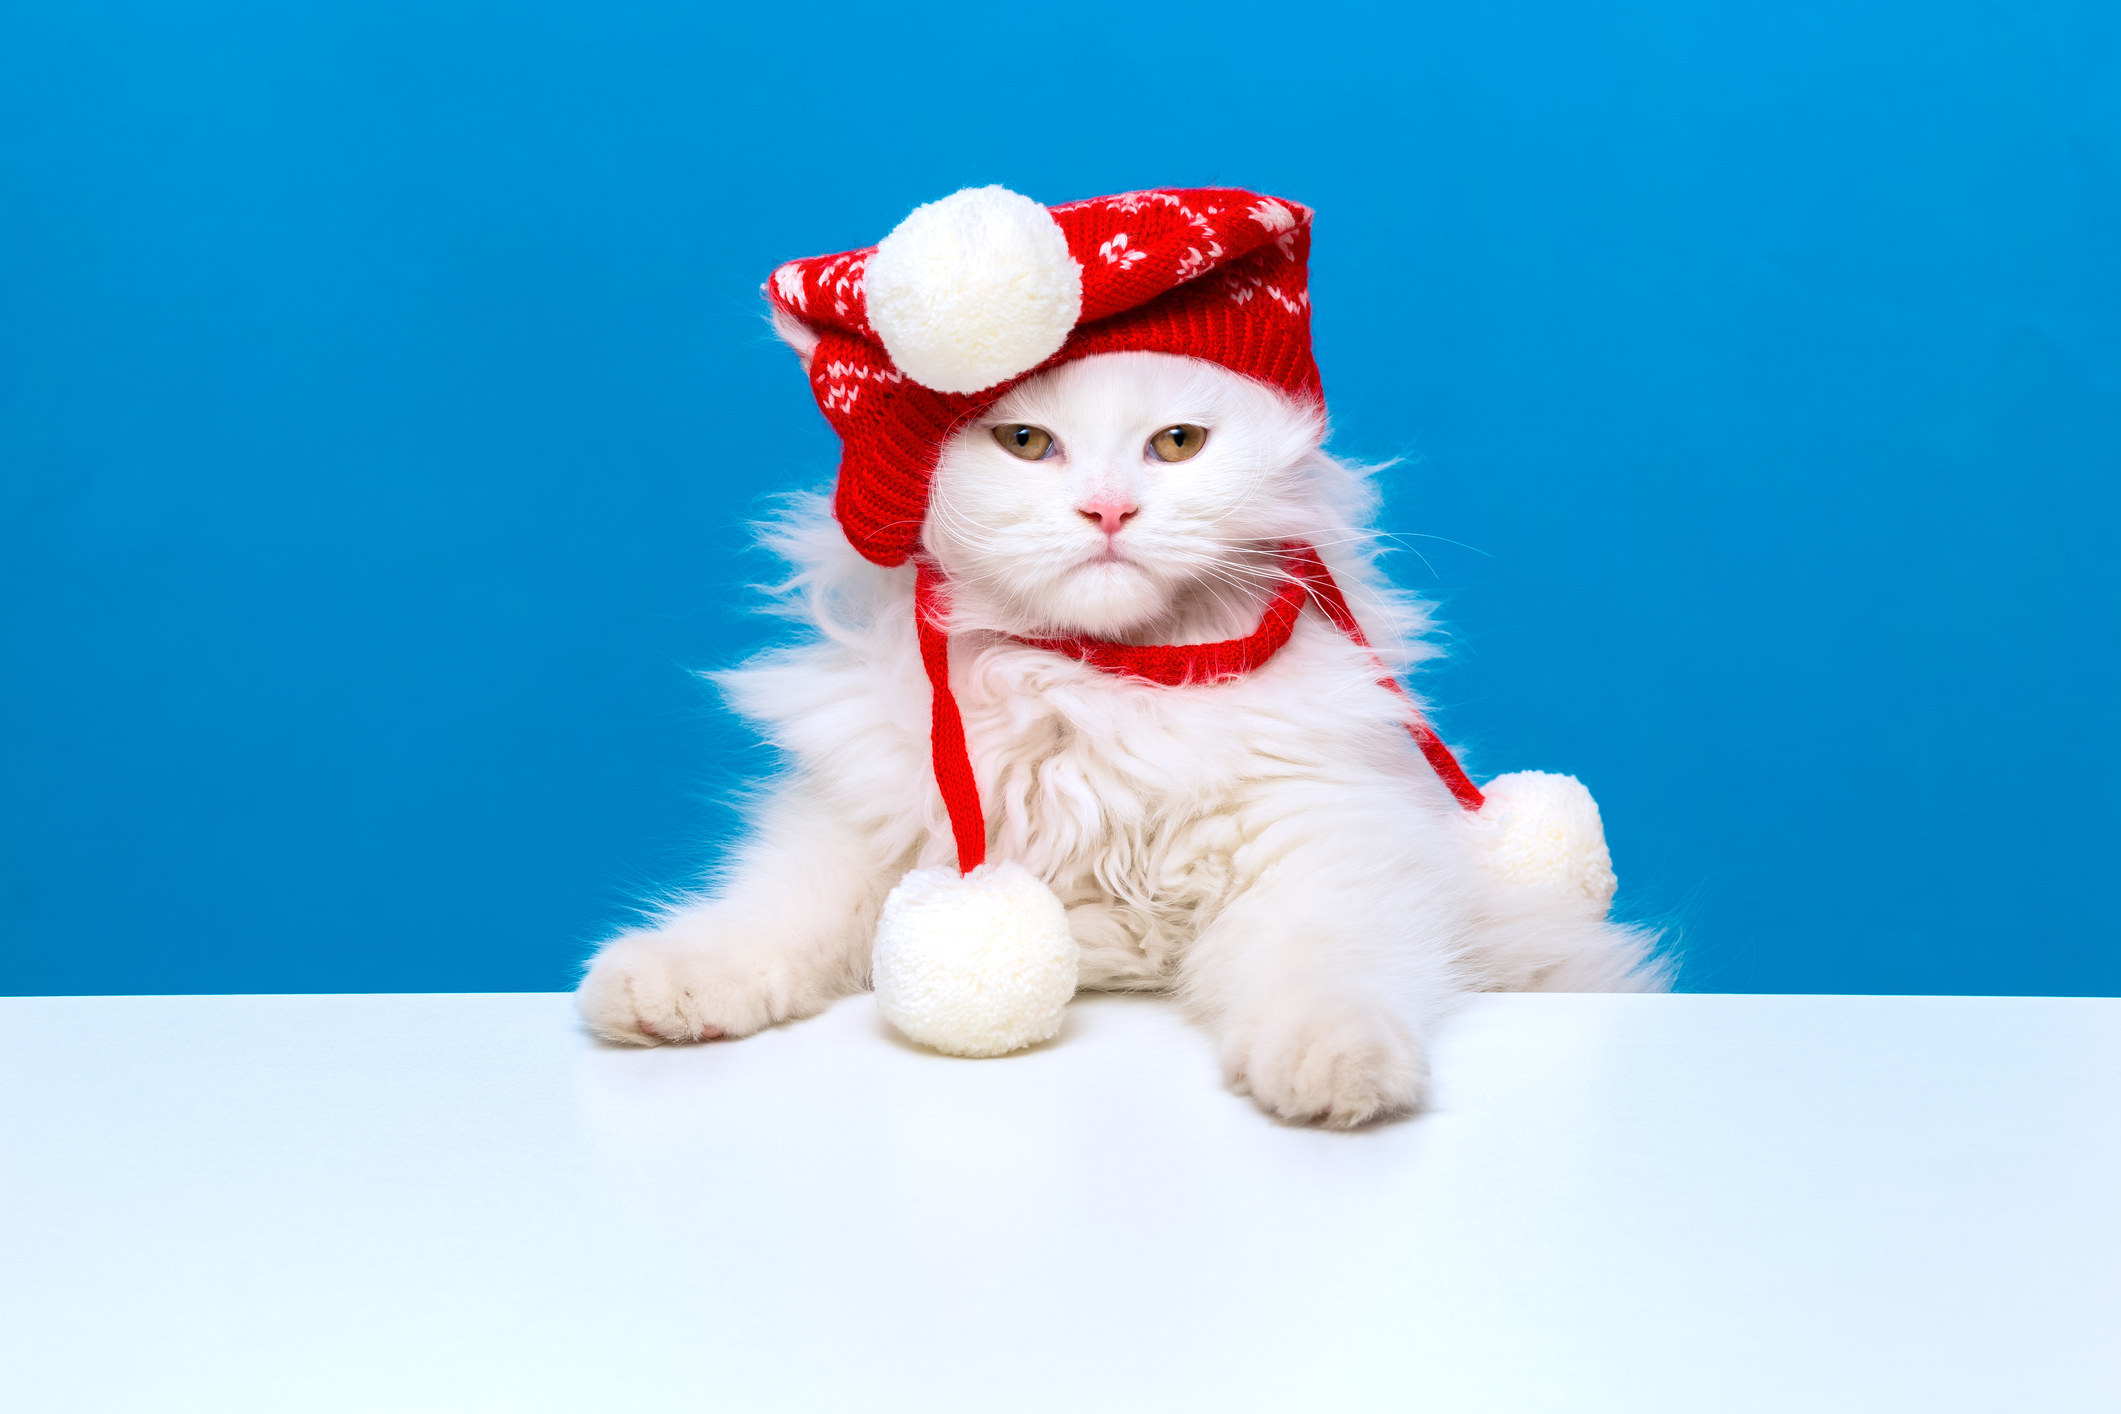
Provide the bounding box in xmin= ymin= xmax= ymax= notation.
xmin=1371 ymin=529 xmax=1493 ymax=558
xmin=1296 ymin=530 xmax=1441 ymax=581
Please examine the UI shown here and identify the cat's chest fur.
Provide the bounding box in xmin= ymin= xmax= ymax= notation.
xmin=949 ymin=615 xmax=1442 ymax=987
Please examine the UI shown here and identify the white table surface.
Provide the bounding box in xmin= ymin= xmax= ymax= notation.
xmin=2 ymin=990 xmax=2115 ymax=1412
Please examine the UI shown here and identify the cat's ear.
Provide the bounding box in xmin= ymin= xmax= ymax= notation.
xmin=768 ymin=305 xmax=821 ymax=372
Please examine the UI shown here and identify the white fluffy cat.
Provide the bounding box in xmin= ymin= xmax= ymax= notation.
xmin=577 ymin=350 xmax=1664 ymax=1126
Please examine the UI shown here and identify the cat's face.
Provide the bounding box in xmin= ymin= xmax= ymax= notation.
xmin=923 ymin=352 xmax=1325 ymax=637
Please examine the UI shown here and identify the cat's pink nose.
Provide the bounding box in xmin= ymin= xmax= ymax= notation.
xmin=1078 ymin=495 xmax=1140 ymax=537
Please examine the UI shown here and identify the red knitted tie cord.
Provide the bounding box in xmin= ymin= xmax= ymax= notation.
xmin=913 ymin=545 xmax=1485 ymax=874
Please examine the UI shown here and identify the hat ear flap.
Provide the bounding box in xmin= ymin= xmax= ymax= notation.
xmin=767 ymin=304 xmax=820 ymax=372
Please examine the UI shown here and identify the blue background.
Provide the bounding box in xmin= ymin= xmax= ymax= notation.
xmin=3 ymin=2 xmax=2115 ymax=997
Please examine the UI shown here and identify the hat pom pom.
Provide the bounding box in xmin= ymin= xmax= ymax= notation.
xmin=873 ymin=861 xmax=1079 ymax=1057
xmin=865 ymin=186 xmax=1083 ymax=395
xmin=1464 ymin=771 xmax=1619 ymax=918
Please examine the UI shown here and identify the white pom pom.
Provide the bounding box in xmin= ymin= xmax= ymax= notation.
xmin=865 ymin=186 xmax=1083 ymax=395
xmin=1463 ymin=771 xmax=1619 ymax=918
xmin=872 ymin=861 xmax=1080 ymax=1058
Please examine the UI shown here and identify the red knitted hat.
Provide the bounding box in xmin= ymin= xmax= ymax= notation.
xmin=764 ymin=185 xmax=1323 ymax=567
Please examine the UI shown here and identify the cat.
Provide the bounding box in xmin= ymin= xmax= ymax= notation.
xmin=576 ymin=348 xmax=1665 ymax=1126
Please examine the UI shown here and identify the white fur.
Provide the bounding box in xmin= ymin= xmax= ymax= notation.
xmin=865 ymin=186 xmax=1082 ymax=394
xmin=577 ymin=352 xmax=1667 ymax=1126
xmin=872 ymin=862 xmax=1078 ymax=1057
xmin=767 ymin=302 xmax=819 ymax=370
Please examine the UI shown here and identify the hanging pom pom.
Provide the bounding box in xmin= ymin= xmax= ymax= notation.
xmin=872 ymin=861 xmax=1079 ymax=1058
xmin=864 ymin=186 xmax=1082 ymax=395
xmin=1463 ymin=771 xmax=1619 ymax=918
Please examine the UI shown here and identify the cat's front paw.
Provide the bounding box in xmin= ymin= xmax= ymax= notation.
xmin=1219 ymin=998 xmax=1427 ymax=1128
xmin=576 ymin=928 xmax=793 ymax=1046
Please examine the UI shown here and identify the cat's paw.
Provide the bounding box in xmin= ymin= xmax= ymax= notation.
xmin=576 ymin=928 xmax=797 ymax=1046
xmin=1219 ymin=998 xmax=1427 ymax=1128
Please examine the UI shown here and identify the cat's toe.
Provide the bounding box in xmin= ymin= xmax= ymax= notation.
xmin=575 ymin=940 xmax=670 ymax=1045
xmin=1223 ymin=1002 xmax=1427 ymax=1128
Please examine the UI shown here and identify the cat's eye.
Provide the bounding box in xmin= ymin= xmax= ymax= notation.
xmin=1148 ymin=424 xmax=1209 ymax=462
xmin=992 ymin=424 xmax=1055 ymax=461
